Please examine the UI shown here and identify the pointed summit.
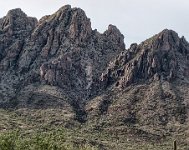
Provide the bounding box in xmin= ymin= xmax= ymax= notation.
xmin=7 ymin=8 xmax=26 ymax=17
xmin=35 ymin=5 xmax=92 ymax=43
xmin=57 ymin=4 xmax=71 ymax=12
xmin=0 ymin=8 xmax=37 ymax=32
xmin=142 ymin=29 xmax=180 ymax=51
xmin=157 ymin=29 xmax=180 ymax=47
xmin=103 ymin=24 xmax=125 ymax=49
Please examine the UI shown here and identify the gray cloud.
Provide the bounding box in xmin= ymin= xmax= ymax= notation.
xmin=0 ymin=0 xmax=188 ymax=47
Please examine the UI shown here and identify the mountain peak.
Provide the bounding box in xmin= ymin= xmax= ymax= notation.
xmin=142 ymin=29 xmax=180 ymax=51
xmin=7 ymin=8 xmax=26 ymax=17
xmin=57 ymin=4 xmax=71 ymax=11
xmin=54 ymin=5 xmax=89 ymax=23
xmin=0 ymin=8 xmax=37 ymax=33
xmin=103 ymin=24 xmax=125 ymax=49
xmin=157 ymin=29 xmax=180 ymax=47
xmin=160 ymin=28 xmax=177 ymax=34
xmin=35 ymin=5 xmax=92 ymax=44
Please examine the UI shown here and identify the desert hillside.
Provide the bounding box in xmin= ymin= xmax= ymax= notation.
xmin=0 ymin=5 xmax=188 ymax=150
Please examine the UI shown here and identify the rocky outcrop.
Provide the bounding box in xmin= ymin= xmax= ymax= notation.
xmin=0 ymin=9 xmax=38 ymax=108
xmin=0 ymin=8 xmax=37 ymax=71
xmin=0 ymin=5 xmax=125 ymax=122
xmin=18 ymin=5 xmax=124 ymax=100
xmin=100 ymin=29 xmax=189 ymax=89
xmin=86 ymin=29 xmax=189 ymax=134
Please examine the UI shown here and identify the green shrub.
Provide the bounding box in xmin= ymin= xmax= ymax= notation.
xmin=0 ymin=131 xmax=18 ymax=150
xmin=0 ymin=129 xmax=97 ymax=150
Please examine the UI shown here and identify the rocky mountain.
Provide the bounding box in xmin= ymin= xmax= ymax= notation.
xmin=0 ymin=5 xmax=188 ymax=144
xmin=87 ymin=29 xmax=189 ymax=134
xmin=0 ymin=5 xmax=124 ymax=111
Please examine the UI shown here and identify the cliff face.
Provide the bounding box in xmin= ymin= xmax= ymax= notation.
xmin=0 ymin=5 xmax=188 ymax=136
xmin=87 ymin=29 xmax=189 ymax=134
xmin=0 ymin=8 xmax=37 ymax=72
xmin=0 ymin=8 xmax=38 ymax=108
xmin=0 ymin=6 xmax=125 ymax=122
xmin=100 ymin=29 xmax=189 ymax=88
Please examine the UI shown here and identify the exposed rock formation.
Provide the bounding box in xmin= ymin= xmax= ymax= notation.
xmin=0 ymin=5 xmax=188 ymax=139
xmin=0 ymin=8 xmax=37 ymax=71
xmin=87 ymin=29 xmax=189 ymax=135
xmin=0 ymin=5 xmax=125 ymax=122
xmin=100 ymin=29 xmax=189 ymax=88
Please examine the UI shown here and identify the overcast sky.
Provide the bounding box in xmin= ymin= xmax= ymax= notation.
xmin=0 ymin=0 xmax=189 ymax=47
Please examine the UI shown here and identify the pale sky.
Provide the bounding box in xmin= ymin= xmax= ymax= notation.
xmin=0 ymin=0 xmax=189 ymax=47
